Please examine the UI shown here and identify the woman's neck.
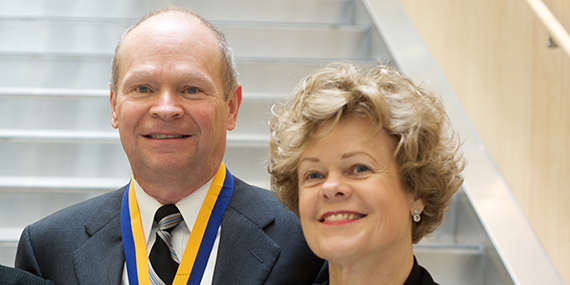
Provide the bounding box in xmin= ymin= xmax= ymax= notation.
xmin=328 ymin=246 xmax=415 ymax=285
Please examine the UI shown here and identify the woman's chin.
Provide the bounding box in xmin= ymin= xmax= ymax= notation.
xmin=310 ymin=237 xmax=368 ymax=264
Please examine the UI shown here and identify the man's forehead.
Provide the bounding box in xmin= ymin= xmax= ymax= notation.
xmin=116 ymin=12 xmax=221 ymax=73
xmin=126 ymin=12 xmax=209 ymax=44
xmin=142 ymin=11 xmax=201 ymax=28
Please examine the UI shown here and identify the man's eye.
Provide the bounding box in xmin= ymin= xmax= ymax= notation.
xmin=137 ymin=86 xmax=149 ymax=93
xmin=186 ymin=87 xmax=198 ymax=94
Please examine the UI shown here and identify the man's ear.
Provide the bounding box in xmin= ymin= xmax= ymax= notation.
xmin=109 ymin=83 xmax=119 ymax=129
xmin=226 ymin=83 xmax=243 ymax=131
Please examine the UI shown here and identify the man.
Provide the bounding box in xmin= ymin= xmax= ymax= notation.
xmin=15 ymin=6 xmax=324 ymax=285
xmin=0 ymin=265 xmax=53 ymax=285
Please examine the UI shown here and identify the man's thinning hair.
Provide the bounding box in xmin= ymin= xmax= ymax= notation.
xmin=110 ymin=6 xmax=238 ymax=100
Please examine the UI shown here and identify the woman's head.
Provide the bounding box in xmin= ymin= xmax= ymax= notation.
xmin=268 ymin=62 xmax=464 ymax=243
xmin=295 ymin=116 xmax=425 ymax=263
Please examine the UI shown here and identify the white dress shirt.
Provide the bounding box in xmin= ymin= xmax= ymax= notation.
xmin=121 ymin=177 xmax=221 ymax=285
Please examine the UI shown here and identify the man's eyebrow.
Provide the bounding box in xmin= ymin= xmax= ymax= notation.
xmin=122 ymin=70 xmax=214 ymax=86
xmin=176 ymin=72 xmax=211 ymax=83
xmin=122 ymin=69 xmax=155 ymax=81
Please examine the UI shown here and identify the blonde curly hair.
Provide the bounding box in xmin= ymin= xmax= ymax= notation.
xmin=268 ymin=62 xmax=464 ymax=243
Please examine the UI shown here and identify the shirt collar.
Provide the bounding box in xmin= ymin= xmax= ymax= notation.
xmin=132 ymin=177 xmax=214 ymax=244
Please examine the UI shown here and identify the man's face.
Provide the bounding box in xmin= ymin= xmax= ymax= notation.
xmin=110 ymin=14 xmax=241 ymax=185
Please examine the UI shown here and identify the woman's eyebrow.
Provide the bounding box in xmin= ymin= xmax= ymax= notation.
xmin=341 ymin=151 xmax=378 ymax=163
xmin=298 ymin=157 xmax=320 ymax=165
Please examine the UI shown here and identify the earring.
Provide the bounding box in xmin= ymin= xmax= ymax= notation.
xmin=413 ymin=209 xmax=421 ymax=222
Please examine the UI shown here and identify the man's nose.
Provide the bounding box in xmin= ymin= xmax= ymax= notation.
xmin=320 ymin=173 xmax=352 ymax=201
xmin=150 ymin=90 xmax=184 ymax=120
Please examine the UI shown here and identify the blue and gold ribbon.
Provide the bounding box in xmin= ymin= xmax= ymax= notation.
xmin=121 ymin=162 xmax=234 ymax=285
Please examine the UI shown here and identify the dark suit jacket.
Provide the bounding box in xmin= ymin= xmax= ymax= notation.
xmin=0 ymin=265 xmax=53 ymax=285
xmin=15 ymin=177 xmax=324 ymax=284
xmin=312 ymin=258 xmax=436 ymax=285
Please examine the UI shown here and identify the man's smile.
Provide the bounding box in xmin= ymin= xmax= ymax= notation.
xmin=145 ymin=134 xmax=190 ymax=139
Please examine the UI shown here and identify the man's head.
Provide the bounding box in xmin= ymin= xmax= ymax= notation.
xmin=109 ymin=7 xmax=242 ymax=203
xmin=111 ymin=6 xmax=238 ymax=100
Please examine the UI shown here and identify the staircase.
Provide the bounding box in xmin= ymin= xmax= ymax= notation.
xmin=0 ymin=0 xmax=561 ymax=284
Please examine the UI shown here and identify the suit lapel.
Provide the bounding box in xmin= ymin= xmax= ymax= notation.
xmin=69 ymin=179 xmax=282 ymax=284
xmin=73 ymin=187 xmax=126 ymax=284
xmin=212 ymin=177 xmax=281 ymax=284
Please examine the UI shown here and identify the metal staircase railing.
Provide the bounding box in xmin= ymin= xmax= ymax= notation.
xmin=525 ymin=0 xmax=570 ymax=57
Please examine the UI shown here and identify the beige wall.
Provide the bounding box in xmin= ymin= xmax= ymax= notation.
xmin=398 ymin=0 xmax=570 ymax=282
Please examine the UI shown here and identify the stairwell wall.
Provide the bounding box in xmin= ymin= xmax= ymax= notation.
xmin=397 ymin=0 xmax=570 ymax=282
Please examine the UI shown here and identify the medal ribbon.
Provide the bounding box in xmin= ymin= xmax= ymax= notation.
xmin=121 ymin=162 xmax=234 ymax=285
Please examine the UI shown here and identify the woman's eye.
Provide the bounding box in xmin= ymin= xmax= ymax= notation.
xmin=353 ymin=165 xmax=369 ymax=174
xmin=137 ymin=86 xmax=149 ymax=93
xmin=307 ymin=172 xmax=323 ymax=180
xmin=186 ymin=87 xmax=198 ymax=94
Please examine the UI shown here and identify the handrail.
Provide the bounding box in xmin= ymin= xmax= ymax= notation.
xmin=526 ymin=0 xmax=570 ymax=57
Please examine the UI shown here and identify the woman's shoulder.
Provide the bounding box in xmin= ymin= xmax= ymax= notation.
xmin=404 ymin=257 xmax=438 ymax=285
xmin=310 ymin=258 xmax=438 ymax=285
xmin=312 ymin=260 xmax=329 ymax=285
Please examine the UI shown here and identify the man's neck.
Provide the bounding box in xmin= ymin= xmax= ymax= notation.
xmin=133 ymin=173 xmax=214 ymax=205
xmin=130 ymin=159 xmax=223 ymax=204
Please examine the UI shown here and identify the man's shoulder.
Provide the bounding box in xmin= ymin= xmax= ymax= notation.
xmin=230 ymin=176 xmax=294 ymax=217
xmin=228 ymin=176 xmax=302 ymax=239
xmin=218 ymin=176 xmax=324 ymax=284
xmin=0 ymin=265 xmax=53 ymax=285
xmin=232 ymin=177 xmax=279 ymax=201
xmin=27 ymin=186 xmax=126 ymax=232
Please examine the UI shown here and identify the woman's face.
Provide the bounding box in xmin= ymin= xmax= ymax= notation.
xmin=297 ymin=117 xmax=424 ymax=265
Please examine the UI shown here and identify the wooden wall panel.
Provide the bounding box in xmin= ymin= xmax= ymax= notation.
xmin=529 ymin=13 xmax=564 ymax=268
xmin=559 ymin=0 xmax=570 ymax=273
xmin=561 ymin=52 xmax=570 ymax=276
xmin=399 ymin=0 xmax=569 ymax=282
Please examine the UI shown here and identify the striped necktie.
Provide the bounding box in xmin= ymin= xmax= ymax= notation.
xmin=149 ymin=204 xmax=183 ymax=285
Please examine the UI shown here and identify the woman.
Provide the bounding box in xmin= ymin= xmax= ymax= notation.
xmin=268 ymin=63 xmax=464 ymax=285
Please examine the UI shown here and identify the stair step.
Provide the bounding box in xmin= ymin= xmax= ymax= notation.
xmin=0 ymin=177 xmax=269 ymax=236
xmin=0 ymin=130 xmax=119 ymax=143
xmin=0 ymin=130 xmax=268 ymax=144
xmin=0 ymin=176 xmax=126 ymax=190
xmin=0 ymin=0 xmax=354 ymax=25
xmin=415 ymin=247 xmax=485 ymax=285
xmin=0 ymin=227 xmax=22 ymax=242
xmin=224 ymin=24 xmax=371 ymax=60
xmin=0 ymin=18 xmax=371 ymax=59
xmin=0 ymin=87 xmax=287 ymax=101
xmin=0 ymin=87 xmax=107 ymax=98
xmin=414 ymin=244 xmax=483 ymax=255
xmin=0 ymin=55 xmax=375 ymax=91
xmin=0 ymin=142 xmax=269 ymax=184
xmin=0 ymin=53 xmax=112 ymax=89
xmin=0 ymin=176 xmax=268 ymax=191
xmin=0 ymin=87 xmax=285 ymax=134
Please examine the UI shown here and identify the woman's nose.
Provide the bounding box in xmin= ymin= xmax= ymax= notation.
xmin=320 ymin=174 xmax=352 ymax=201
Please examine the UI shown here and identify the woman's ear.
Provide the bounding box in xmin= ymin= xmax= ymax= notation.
xmin=411 ymin=198 xmax=425 ymax=216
